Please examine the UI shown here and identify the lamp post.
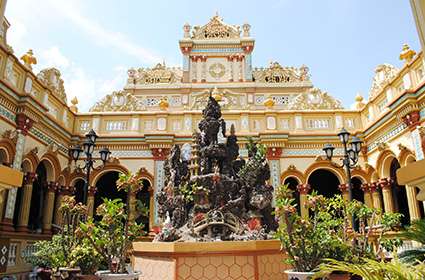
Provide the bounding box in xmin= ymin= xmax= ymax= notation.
xmin=69 ymin=129 xmax=111 ymax=204
xmin=323 ymin=128 xmax=363 ymax=225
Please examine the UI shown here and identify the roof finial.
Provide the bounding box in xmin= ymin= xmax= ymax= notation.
xmin=399 ymin=43 xmax=416 ymax=64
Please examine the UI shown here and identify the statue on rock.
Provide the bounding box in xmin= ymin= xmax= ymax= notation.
xmin=155 ymin=90 xmax=276 ymax=242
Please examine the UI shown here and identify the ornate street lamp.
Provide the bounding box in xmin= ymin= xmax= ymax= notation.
xmin=323 ymin=128 xmax=363 ymax=225
xmin=69 ymin=129 xmax=111 ymax=204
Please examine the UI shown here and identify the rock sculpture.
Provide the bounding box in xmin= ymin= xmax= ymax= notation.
xmin=155 ymin=91 xmax=277 ymax=242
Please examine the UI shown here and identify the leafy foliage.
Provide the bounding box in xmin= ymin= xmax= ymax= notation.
xmin=23 ymin=235 xmax=66 ymax=269
xmin=312 ymin=258 xmax=425 ymax=280
xmin=399 ymin=219 xmax=425 ymax=263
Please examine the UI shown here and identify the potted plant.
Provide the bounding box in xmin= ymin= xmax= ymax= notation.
xmin=70 ymin=240 xmax=102 ymax=280
xmin=275 ymin=185 xmax=352 ymax=280
xmin=78 ymin=171 xmax=145 ymax=280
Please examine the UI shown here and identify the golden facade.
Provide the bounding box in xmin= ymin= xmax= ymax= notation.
xmin=0 ymin=8 xmax=425 ymax=279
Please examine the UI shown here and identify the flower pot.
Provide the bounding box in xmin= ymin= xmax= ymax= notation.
xmin=95 ymin=270 xmax=141 ymax=280
xmin=329 ymin=273 xmax=351 ymax=280
xmin=36 ymin=268 xmax=52 ymax=280
xmin=77 ymin=275 xmax=100 ymax=280
xmin=284 ymin=269 xmax=315 ymax=280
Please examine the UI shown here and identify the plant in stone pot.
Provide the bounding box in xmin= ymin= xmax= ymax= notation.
xmin=78 ymin=171 xmax=145 ymax=280
xmin=69 ymin=240 xmax=103 ymax=280
xmin=275 ymin=185 xmax=350 ymax=280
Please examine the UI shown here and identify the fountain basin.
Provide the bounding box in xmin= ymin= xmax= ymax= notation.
xmin=131 ymin=240 xmax=289 ymax=280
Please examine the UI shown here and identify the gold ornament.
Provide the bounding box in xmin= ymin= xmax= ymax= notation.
xmin=399 ymin=43 xmax=416 ymax=63
xmin=209 ymin=63 xmax=226 ymax=78
xmin=263 ymin=96 xmax=275 ymax=108
xmin=159 ymin=98 xmax=169 ymax=110
xmin=20 ymin=49 xmax=37 ymax=69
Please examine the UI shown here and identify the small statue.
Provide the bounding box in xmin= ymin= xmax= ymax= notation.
xmin=20 ymin=49 xmax=37 ymax=70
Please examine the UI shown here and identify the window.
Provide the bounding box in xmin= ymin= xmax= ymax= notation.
xmin=105 ymin=121 xmax=127 ymax=131
xmin=306 ymin=119 xmax=330 ymax=129
xmin=80 ymin=121 xmax=90 ymax=132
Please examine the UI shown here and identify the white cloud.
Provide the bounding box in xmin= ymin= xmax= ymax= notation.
xmin=45 ymin=0 xmax=161 ymax=64
xmin=39 ymin=46 xmax=71 ymax=69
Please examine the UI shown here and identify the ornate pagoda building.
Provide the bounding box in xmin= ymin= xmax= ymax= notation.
xmin=0 ymin=6 xmax=425 ymax=278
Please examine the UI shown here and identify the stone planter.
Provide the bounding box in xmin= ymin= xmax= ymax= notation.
xmin=95 ymin=270 xmax=141 ymax=280
xmin=329 ymin=273 xmax=351 ymax=280
xmin=284 ymin=269 xmax=315 ymax=280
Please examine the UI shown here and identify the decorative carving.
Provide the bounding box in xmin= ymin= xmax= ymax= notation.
xmin=191 ymin=14 xmax=241 ymax=39
xmin=377 ymin=142 xmax=389 ymax=151
xmin=369 ymin=64 xmax=399 ymax=99
xmin=399 ymin=43 xmax=416 ymax=63
xmin=69 ymin=97 xmax=78 ymax=113
xmin=90 ymin=90 xmax=144 ymax=112
xmin=24 ymin=172 xmax=37 ymax=185
xmin=290 ymin=87 xmax=343 ymax=110
xmin=208 ymin=63 xmax=226 ymax=78
xmin=297 ymin=184 xmax=311 ymax=195
xmin=15 ymin=113 xmax=34 ymax=136
xmin=151 ymin=148 xmax=170 ymax=161
xmin=191 ymin=88 xmax=240 ymax=110
xmin=266 ymin=147 xmax=282 ymax=160
xmin=134 ymin=63 xmax=182 ymax=84
xmin=20 ymin=49 xmax=37 ymax=70
xmin=252 ymin=62 xmax=310 ymax=83
xmin=37 ymin=68 xmax=67 ymax=103
xmin=402 ymin=111 xmax=421 ymax=129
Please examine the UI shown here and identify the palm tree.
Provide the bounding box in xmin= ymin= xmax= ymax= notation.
xmin=312 ymin=258 xmax=425 ymax=280
xmin=399 ymin=219 xmax=425 ymax=264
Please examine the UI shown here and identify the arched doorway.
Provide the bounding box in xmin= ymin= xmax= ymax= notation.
xmin=28 ymin=162 xmax=48 ymax=232
xmin=94 ymin=171 xmax=127 ymax=219
xmin=0 ymin=149 xmax=8 ymax=165
xmin=390 ymin=158 xmax=410 ymax=226
xmin=136 ymin=179 xmax=152 ymax=231
xmin=283 ymin=177 xmax=301 ymax=214
xmin=73 ymin=179 xmax=86 ymax=204
xmin=352 ymin=177 xmax=365 ymax=203
xmin=308 ymin=169 xmax=341 ymax=198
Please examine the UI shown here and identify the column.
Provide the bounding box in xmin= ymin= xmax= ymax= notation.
xmin=2 ymin=113 xmax=33 ymax=231
xmin=191 ymin=56 xmax=197 ymax=83
xmin=379 ymin=178 xmax=394 ymax=213
xmin=16 ymin=172 xmax=37 ymax=232
xmin=361 ymin=183 xmax=373 ymax=208
xmin=370 ymin=182 xmax=382 ymax=210
xmin=53 ymin=186 xmax=73 ymax=226
xmin=128 ymin=190 xmax=137 ymax=223
xmin=237 ymin=55 xmax=244 ymax=82
xmin=228 ymin=56 xmax=234 ymax=82
xmin=297 ymin=183 xmax=310 ymax=219
xmin=338 ymin=183 xmax=350 ymax=202
xmin=42 ymin=181 xmax=57 ymax=234
xmin=406 ymin=185 xmax=421 ymax=221
xmin=87 ymin=186 xmax=96 ymax=218
xmin=232 ymin=56 xmax=237 ymax=81
xmin=201 ymin=56 xmax=207 ymax=82
xmin=151 ymin=148 xmax=169 ymax=225
xmin=266 ymin=148 xmax=282 ymax=207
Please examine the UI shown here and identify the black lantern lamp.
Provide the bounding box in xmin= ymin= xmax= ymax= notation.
xmin=323 ymin=143 xmax=335 ymax=160
xmin=350 ymin=136 xmax=363 ymax=154
xmin=68 ymin=129 xmax=111 ymax=204
xmin=337 ymin=127 xmax=350 ymax=144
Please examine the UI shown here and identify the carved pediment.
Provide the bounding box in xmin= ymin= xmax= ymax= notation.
xmin=290 ymin=88 xmax=343 ymax=110
xmin=369 ymin=64 xmax=399 ymax=99
xmin=90 ymin=90 xmax=145 ymax=112
xmin=252 ymin=62 xmax=310 ymax=83
xmin=191 ymin=88 xmax=241 ymax=110
xmin=191 ymin=14 xmax=241 ymax=39
xmin=37 ymin=67 xmax=67 ymax=103
xmin=130 ymin=63 xmax=182 ymax=85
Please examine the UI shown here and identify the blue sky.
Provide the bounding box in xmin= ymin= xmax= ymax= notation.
xmin=5 ymin=0 xmax=420 ymax=112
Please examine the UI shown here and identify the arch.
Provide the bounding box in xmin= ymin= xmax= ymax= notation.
xmin=39 ymin=152 xmax=62 ymax=181
xmin=73 ymin=179 xmax=86 ymax=204
xmin=38 ymin=159 xmax=56 ymax=182
xmin=281 ymin=165 xmax=306 ymax=185
xmin=57 ymin=175 xmax=66 ymax=186
xmin=351 ymin=168 xmax=369 ymax=183
xmin=0 ymin=135 xmax=16 ymax=165
xmin=375 ymin=149 xmax=397 ymax=178
xmin=389 ymin=158 xmax=410 ymax=226
xmin=307 ymin=168 xmax=341 ymax=198
xmin=398 ymin=148 xmax=416 ymax=167
xmin=28 ymin=162 xmax=48 ymax=232
xmin=94 ymin=171 xmax=128 ymax=219
xmin=304 ymin=160 xmax=345 ymax=184
xmin=282 ymin=176 xmax=301 ymax=214
xmin=351 ymin=176 xmax=365 ymax=203
xmin=90 ymin=163 xmax=129 ymax=186
xmin=136 ymin=167 xmax=154 ymax=189
xmin=22 ymin=149 xmax=40 ymax=173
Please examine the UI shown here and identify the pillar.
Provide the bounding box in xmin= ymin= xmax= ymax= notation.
xmin=379 ymin=178 xmax=394 ymax=213
xmin=338 ymin=183 xmax=350 ymax=202
xmin=151 ymin=147 xmax=169 ymax=225
xmin=370 ymin=182 xmax=382 ymax=211
xmin=266 ymin=147 xmax=282 ymax=206
xmin=16 ymin=172 xmax=37 ymax=232
xmin=128 ymin=190 xmax=137 ymax=223
xmin=361 ymin=183 xmax=373 ymax=208
xmin=191 ymin=56 xmax=197 ymax=83
xmin=406 ymin=185 xmax=421 ymax=221
xmin=200 ymin=56 xmax=207 ymax=82
xmin=297 ymin=183 xmax=310 ymax=219
xmin=87 ymin=186 xmax=96 ymax=218
xmin=2 ymin=113 xmax=33 ymax=231
xmin=42 ymin=181 xmax=57 ymax=234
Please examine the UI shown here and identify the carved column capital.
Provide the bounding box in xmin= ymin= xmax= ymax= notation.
xmin=297 ymin=183 xmax=311 ymax=195
xmin=15 ymin=113 xmax=34 ymax=136
xmin=266 ymin=147 xmax=282 ymax=160
xmin=151 ymin=148 xmax=170 ymax=161
xmin=47 ymin=181 xmax=59 ymax=192
xmin=24 ymin=172 xmax=37 ymax=185
xmin=180 ymin=46 xmax=192 ymax=55
xmin=360 ymin=183 xmax=370 ymax=193
xmin=338 ymin=183 xmax=350 ymax=193
xmin=379 ymin=178 xmax=392 ymax=190
xmin=402 ymin=111 xmax=421 ymax=130
xmin=242 ymin=45 xmax=254 ymax=54
xmin=88 ymin=185 xmax=97 ymax=196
